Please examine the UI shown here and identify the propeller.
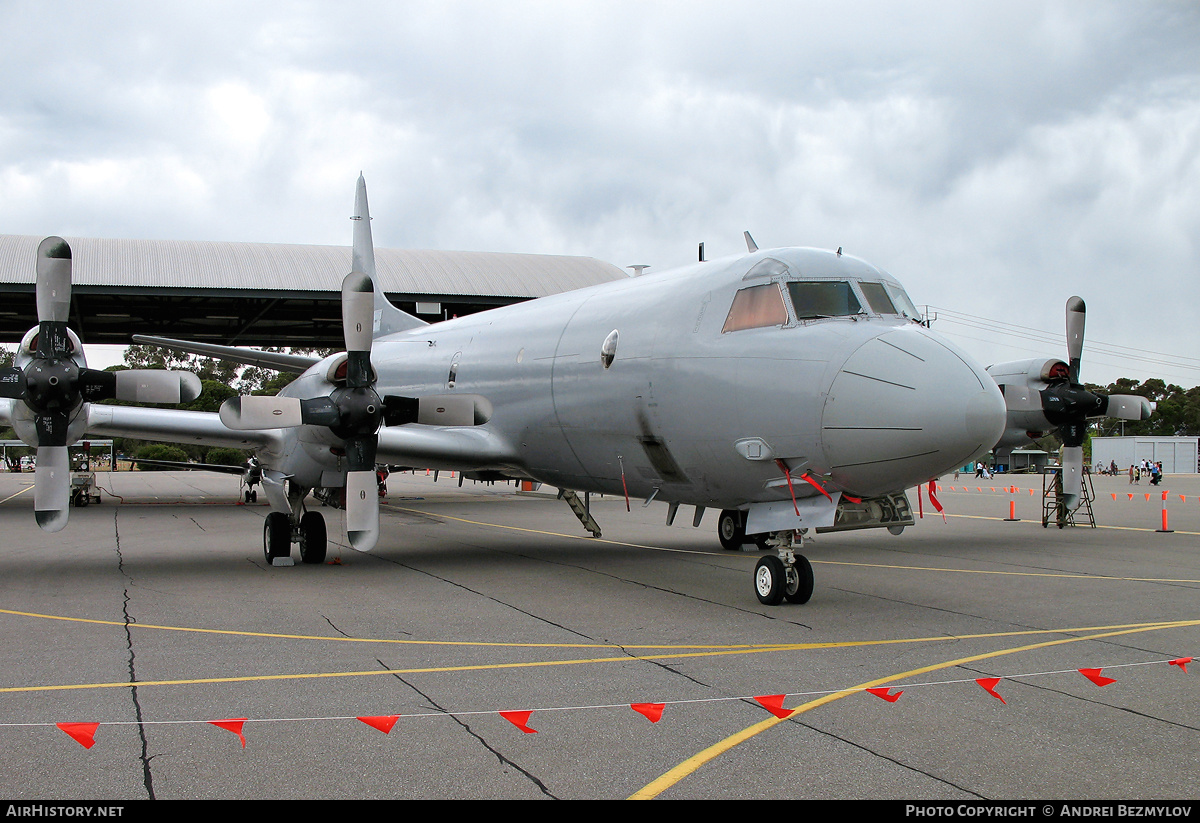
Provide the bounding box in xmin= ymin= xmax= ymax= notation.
xmin=220 ymin=272 xmax=383 ymax=551
xmin=1042 ymin=296 xmax=1152 ymax=509
xmin=0 ymin=237 xmax=201 ymax=531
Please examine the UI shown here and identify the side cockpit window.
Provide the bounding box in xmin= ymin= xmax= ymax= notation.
xmin=859 ymin=281 xmax=898 ymax=315
xmin=885 ymin=284 xmax=923 ymax=322
xmin=786 ymin=281 xmax=862 ymax=320
xmin=722 ymin=283 xmax=788 ymax=333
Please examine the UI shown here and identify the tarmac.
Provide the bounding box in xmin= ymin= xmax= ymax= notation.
xmin=0 ymin=468 xmax=1197 ymax=800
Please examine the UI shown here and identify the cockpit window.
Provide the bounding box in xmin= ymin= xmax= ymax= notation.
xmin=786 ymin=281 xmax=862 ymax=320
xmin=722 ymin=283 xmax=788 ymax=333
xmin=742 ymin=257 xmax=791 ymax=280
xmin=884 ymin=284 xmax=923 ymax=322
xmin=859 ymin=282 xmax=898 ymax=315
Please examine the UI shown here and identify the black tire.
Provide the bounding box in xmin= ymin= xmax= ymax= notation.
xmin=718 ymin=509 xmax=746 ymax=550
xmin=263 ymin=512 xmax=291 ymax=563
xmin=754 ymin=555 xmax=786 ymax=605
xmin=298 ymin=511 xmax=327 ymax=565
xmin=784 ymin=555 xmax=814 ymax=604
xmin=251 ymin=489 xmax=257 ymax=502
xmin=244 ymin=490 xmax=252 ymax=504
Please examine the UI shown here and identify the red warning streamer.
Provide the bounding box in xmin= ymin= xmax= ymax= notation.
xmin=1169 ymin=657 xmax=1192 ymax=674
xmin=866 ymin=687 xmax=903 ymax=703
xmin=926 ymin=480 xmax=945 ymax=522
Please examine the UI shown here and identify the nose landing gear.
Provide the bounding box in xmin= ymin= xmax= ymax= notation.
xmin=752 ymin=531 xmax=814 ymax=605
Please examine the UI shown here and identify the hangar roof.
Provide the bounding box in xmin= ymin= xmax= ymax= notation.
xmin=0 ymin=234 xmax=622 ymax=298
xmin=0 ymin=234 xmax=625 ymax=346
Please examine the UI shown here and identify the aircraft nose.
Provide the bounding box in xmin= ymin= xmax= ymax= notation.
xmin=820 ymin=326 xmax=1006 ymax=496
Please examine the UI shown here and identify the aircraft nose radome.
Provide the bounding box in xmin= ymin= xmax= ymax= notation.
xmin=820 ymin=327 xmax=1006 ymax=496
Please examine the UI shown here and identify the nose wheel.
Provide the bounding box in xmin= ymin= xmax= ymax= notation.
xmin=752 ymin=533 xmax=814 ymax=605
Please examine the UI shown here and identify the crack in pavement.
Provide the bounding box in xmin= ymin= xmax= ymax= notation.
xmin=375 ymin=659 xmax=557 ymax=799
xmin=114 ymin=509 xmax=156 ymax=800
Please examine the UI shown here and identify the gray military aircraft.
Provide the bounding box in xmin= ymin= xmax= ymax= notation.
xmin=0 ymin=176 xmax=1143 ymax=604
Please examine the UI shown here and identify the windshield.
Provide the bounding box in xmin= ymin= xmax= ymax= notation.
xmin=786 ymin=281 xmax=862 ymax=319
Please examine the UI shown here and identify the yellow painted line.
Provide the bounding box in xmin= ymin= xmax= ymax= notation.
xmin=0 ymin=607 xmax=801 ymax=651
xmin=815 ymin=559 xmax=1200 ymax=584
xmin=630 ymin=619 xmax=1200 ymax=799
xmin=4 ymin=607 xmax=1193 ymax=655
xmin=2 ymin=617 xmax=1195 ymax=698
xmin=0 ymin=486 xmax=33 ymax=504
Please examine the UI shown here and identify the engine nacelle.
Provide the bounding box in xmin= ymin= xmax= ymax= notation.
xmin=985 ymin=358 xmax=1067 ymax=454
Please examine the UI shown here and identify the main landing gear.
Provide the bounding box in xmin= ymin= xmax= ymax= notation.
xmin=262 ymin=485 xmax=327 ymax=565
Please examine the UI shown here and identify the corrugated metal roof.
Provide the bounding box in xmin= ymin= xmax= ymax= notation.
xmin=0 ymin=235 xmax=624 ymax=298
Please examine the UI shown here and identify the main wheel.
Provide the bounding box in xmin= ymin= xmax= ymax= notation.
xmin=784 ymin=555 xmax=814 ymax=604
xmin=718 ymin=509 xmax=746 ymax=550
xmin=263 ymin=512 xmax=291 ymax=563
xmin=298 ymin=511 xmax=327 ymax=565
xmin=754 ymin=555 xmax=786 ymax=605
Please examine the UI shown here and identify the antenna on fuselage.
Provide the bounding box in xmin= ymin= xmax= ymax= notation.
xmin=626 ymin=265 xmax=650 ymax=277
xmin=744 ymin=231 xmax=758 ymax=252
xmin=698 ymin=242 xmax=706 ymax=262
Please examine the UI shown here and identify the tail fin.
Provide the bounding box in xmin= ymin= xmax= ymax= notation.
xmin=352 ymin=174 xmax=427 ymax=336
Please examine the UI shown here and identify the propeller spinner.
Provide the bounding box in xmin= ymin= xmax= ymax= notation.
xmin=0 ymin=237 xmax=201 ymax=531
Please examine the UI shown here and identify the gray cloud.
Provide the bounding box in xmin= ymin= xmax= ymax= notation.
xmin=1 ymin=0 xmax=1197 ymax=383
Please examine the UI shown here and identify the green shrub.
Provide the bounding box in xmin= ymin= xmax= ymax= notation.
xmin=134 ymin=444 xmax=190 ymax=469
xmin=205 ymin=447 xmax=248 ymax=467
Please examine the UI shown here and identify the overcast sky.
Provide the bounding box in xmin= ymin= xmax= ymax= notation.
xmin=1 ymin=0 xmax=1197 ymax=386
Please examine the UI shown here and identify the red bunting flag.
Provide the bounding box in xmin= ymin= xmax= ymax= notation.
xmin=209 ymin=718 xmax=248 ymax=748
xmin=630 ymin=703 xmax=665 ymax=723
xmin=1111 ymin=493 xmax=1117 ymax=501
xmin=1078 ymin=668 xmax=1116 ymax=687
xmin=866 ymin=687 xmax=903 ymax=703
xmin=57 ymin=722 xmax=100 ymax=749
xmin=1169 ymin=657 xmax=1192 ymax=674
xmin=1181 ymin=496 xmax=1187 ymax=503
xmin=1145 ymin=493 xmax=1151 ymax=501
xmin=358 ymin=715 xmax=400 ymax=734
xmin=754 ymin=694 xmax=793 ymax=719
xmin=976 ymin=677 xmax=1007 ymax=704
xmin=500 ymin=710 xmax=537 ymax=733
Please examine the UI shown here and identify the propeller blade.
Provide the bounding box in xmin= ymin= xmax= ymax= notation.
xmin=345 ymin=470 xmax=379 ymax=552
xmin=219 ymin=395 xmax=304 ymax=429
xmin=0 ymin=367 xmax=24 ymax=399
xmin=1065 ymin=296 xmax=1085 ymax=383
xmin=342 ymin=272 xmax=374 ymax=355
xmin=33 ymin=446 xmax=71 ymax=532
xmin=35 ymin=237 xmax=72 ymax=324
xmin=1061 ymin=444 xmax=1084 ymax=510
xmin=112 ymin=370 xmax=202 ymax=404
xmin=1102 ymin=394 xmax=1154 ymax=421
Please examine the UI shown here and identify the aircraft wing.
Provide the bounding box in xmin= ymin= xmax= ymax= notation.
xmin=84 ymin=404 xmax=285 ymax=452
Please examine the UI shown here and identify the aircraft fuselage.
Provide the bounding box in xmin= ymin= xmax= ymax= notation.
xmin=283 ymin=246 xmax=1006 ymax=513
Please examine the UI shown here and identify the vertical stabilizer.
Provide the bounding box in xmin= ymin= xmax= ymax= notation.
xmin=352 ymin=175 xmax=427 ymax=336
